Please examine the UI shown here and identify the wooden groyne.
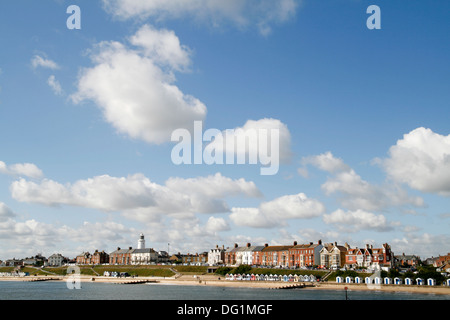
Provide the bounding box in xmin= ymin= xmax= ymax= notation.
xmin=114 ymin=279 xmax=159 ymax=285
xmin=23 ymin=277 xmax=62 ymax=282
xmin=270 ymin=282 xmax=315 ymax=290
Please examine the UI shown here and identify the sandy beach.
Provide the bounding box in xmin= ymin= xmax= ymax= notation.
xmin=2 ymin=274 xmax=449 ymax=296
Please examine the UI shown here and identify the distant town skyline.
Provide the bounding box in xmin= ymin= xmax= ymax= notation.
xmin=0 ymin=1 xmax=449 ymax=261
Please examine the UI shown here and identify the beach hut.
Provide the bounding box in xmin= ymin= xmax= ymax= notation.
xmin=404 ymin=278 xmax=412 ymax=285
xmin=304 ymin=275 xmax=311 ymax=282
xmin=264 ymin=274 xmax=269 ymax=281
xmin=336 ymin=276 xmax=343 ymax=283
xmin=374 ymin=277 xmax=382 ymax=285
xmin=394 ymin=277 xmax=402 ymax=285
xmin=288 ymin=274 xmax=294 ymax=282
xmin=427 ymin=278 xmax=436 ymax=286
xmin=345 ymin=276 xmax=354 ymax=284
xmin=365 ymin=277 xmax=372 ymax=284
xmin=384 ymin=277 xmax=392 ymax=285
xmin=278 ymin=275 xmax=283 ymax=282
xmin=283 ymin=275 xmax=288 ymax=282
xmin=446 ymin=279 xmax=450 ymax=286
xmin=294 ymin=274 xmax=299 ymax=282
xmin=355 ymin=276 xmax=362 ymax=284
xmin=310 ymin=275 xmax=316 ymax=282
xmin=236 ymin=274 xmax=242 ymax=281
xmin=416 ymin=278 xmax=424 ymax=285
xmin=251 ymin=274 xmax=256 ymax=281
xmin=245 ymin=274 xmax=251 ymax=281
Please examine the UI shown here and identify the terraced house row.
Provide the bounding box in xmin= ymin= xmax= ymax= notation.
xmin=219 ymin=240 xmax=394 ymax=270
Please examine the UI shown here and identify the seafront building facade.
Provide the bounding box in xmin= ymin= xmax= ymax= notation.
xmin=0 ymin=233 xmax=427 ymax=272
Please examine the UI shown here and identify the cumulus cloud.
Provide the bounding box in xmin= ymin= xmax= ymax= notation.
xmin=300 ymin=152 xmax=424 ymax=212
xmin=323 ymin=209 xmax=395 ymax=233
xmin=101 ymin=0 xmax=300 ymax=35
xmin=71 ymin=24 xmax=207 ymax=145
xmin=381 ymin=127 xmax=450 ymax=196
xmin=229 ymin=193 xmax=325 ymax=228
xmin=0 ymin=161 xmax=44 ymax=179
xmin=10 ymin=173 xmax=261 ymax=218
xmin=204 ymin=118 xmax=293 ymax=165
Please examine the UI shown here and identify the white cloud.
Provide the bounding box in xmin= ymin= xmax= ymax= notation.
xmin=101 ymin=0 xmax=300 ymax=35
xmin=381 ymin=127 xmax=450 ymax=196
xmin=31 ymin=55 xmax=60 ymax=70
xmin=391 ymin=232 xmax=450 ymax=258
xmin=204 ymin=118 xmax=293 ymax=166
xmin=47 ymin=75 xmax=63 ymax=95
xmin=71 ymin=25 xmax=207 ymax=145
xmin=323 ymin=209 xmax=395 ymax=233
xmin=0 ymin=202 xmax=16 ymax=222
xmin=230 ymin=193 xmax=325 ymax=228
xmin=300 ymin=152 xmax=424 ymax=212
xmin=166 ymin=172 xmax=262 ymax=199
xmin=10 ymin=172 xmax=261 ymax=218
xmin=0 ymin=161 xmax=44 ymax=179
xmin=205 ymin=216 xmax=230 ymax=233
xmin=300 ymin=151 xmax=350 ymax=174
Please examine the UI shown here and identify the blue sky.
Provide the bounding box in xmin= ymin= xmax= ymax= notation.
xmin=0 ymin=0 xmax=449 ymax=261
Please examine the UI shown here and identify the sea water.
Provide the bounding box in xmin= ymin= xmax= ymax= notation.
xmin=0 ymin=281 xmax=448 ymax=300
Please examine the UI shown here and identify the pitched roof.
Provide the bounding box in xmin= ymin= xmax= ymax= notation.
xmin=262 ymin=245 xmax=293 ymax=252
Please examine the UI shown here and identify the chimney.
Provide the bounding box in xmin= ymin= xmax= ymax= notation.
xmin=334 ymin=242 xmax=337 ymax=246
xmin=265 ymin=243 xmax=269 ymax=247
xmin=318 ymin=239 xmax=322 ymax=245
xmin=117 ymin=247 xmax=121 ymax=251
xmin=247 ymin=243 xmax=251 ymax=248
xmin=309 ymin=242 xmax=313 ymax=245
xmin=234 ymin=243 xmax=238 ymax=248
xmin=129 ymin=247 xmax=132 ymax=250
xmin=293 ymin=241 xmax=297 ymax=246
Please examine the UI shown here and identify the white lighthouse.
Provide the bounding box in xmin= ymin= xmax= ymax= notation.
xmin=137 ymin=233 xmax=145 ymax=249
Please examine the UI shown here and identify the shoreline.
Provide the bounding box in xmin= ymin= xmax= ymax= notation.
xmin=1 ymin=275 xmax=450 ymax=296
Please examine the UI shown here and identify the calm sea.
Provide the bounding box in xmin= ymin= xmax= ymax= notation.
xmin=0 ymin=281 xmax=448 ymax=300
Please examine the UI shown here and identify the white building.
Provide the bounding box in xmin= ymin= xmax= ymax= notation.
xmin=138 ymin=233 xmax=145 ymax=249
xmin=131 ymin=233 xmax=158 ymax=265
xmin=208 ymin=245 xmax=226 ymax=266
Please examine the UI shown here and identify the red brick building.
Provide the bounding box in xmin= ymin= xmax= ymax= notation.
xmin=109 ymin=247 xmax=134 ymax=265
xmin=288 ymin=240 xmax=323 ymax=268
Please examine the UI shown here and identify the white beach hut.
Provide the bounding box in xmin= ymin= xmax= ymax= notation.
xmin=427 ymin=278 xmax=436 ymax=286
xmin=355 ymin=276 xmax=362 ymax=284
xmin=404 ymin=278 xmax=412 ymax=285
xmin=446 ymin=279 xmax=450 ymax=286
xmin=394 ymin=277 xmax=402 ymax=285
xmin=345 ymin=276 xmax=354 ymax=283
xmin=365 ymin=277 xmax=372 ymax=284
xmin=384 ymin=277 xmax=392 ymax=285
xmin=374 ymin=277 xmax=382 ymax=285
xmin=336 ymin=276 xmax=343 ymax=283
xmin=416 ymin=278 xmax=424 ymax=285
